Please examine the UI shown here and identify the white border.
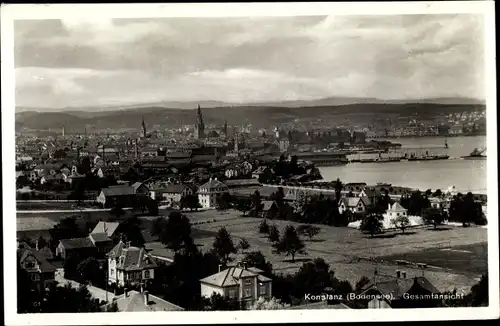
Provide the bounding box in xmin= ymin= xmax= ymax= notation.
xmin=2 ymin=2 xmax=498 ymax=325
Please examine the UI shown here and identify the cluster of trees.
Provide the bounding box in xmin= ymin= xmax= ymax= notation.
xmin=259 ymin=221 xmax=308 ymax=263
xmin=257 ymin=155 xmax=322 ymax=184
xmin=180 ymin=194 xmax=202 ymax=211
xmin=17 ymin=265 xmax=118 ymax=313
xmin=448 ymin=192 xmax=486 ymax=226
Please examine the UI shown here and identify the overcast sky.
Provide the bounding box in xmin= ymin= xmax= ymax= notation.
xmin=15 ymin=14 xmax=485 ymax=109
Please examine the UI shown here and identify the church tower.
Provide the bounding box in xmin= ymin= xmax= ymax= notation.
xmin=140 ymin=116 xmax=147 ymax=138
xmin=223 ymin=119 xmax=228 ymax=139
xmin=195 ymin=105 xmax=205 ymax=139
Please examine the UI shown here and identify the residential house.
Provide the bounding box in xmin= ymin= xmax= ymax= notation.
xmin=429 ymin=197 xmax=446 ymax=211
xmin=107 ymin=241 xmax=157 ymax=288
xmin=158 ymin=184 xmax=195 ymax=205
xmin=97 ymin=185 xmax=136 ymax=208
xmin=200 ymin=265 xmax=272 ymax=308
xmin=260 ymin=200 xmax=279 ymax=219
xmin=225 ymin=164 xmax=241 ymax=179
xmin=360 ymin=272 xmax=441 ymax=308
xmin=385 ymin=202 xmax=408 ymax=220
xmin=338 ymin=197 xmax=370 ymax=215
xmin=198 ymin=178 xmax=229 ymax=209
xmin=252 ymin=166 xmax=273 ymax=181
xmin=55 ymin=237 xmax=97 ymax=260
xmin=17 ymin=243 xmax=57 ymax=294
xmin=359 ymin=188 xmax=382 ymax=207
xmin=102 ymin=289 xmax=184 ymax=312
xmin=130 ymin=182 xmax=150 ymax=196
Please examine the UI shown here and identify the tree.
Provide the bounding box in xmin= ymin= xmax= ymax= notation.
xmin=432 ymin=189 xmax=443 ymax=197
xmin=259 ymin=219 xmax=270 ymax=234
xmin=425 ymin=189 xmax=432 ymax=196
xmin=355 ymin=276 xmax=371 ymax=293
xmin=297 ymin=225 xmax=320 ymax=241
xmin=180 ymin=194 xmax=201 ymax=211
xmin=119 ymin=216 xmax=145 ymax=247
xmin=41 ymin=283 xmax=106 ymax=313
xmin=250 ymin=297 xmax=290 ymax=310
xmin=465 ymin=273 xmax=488 ymax=307
xmin=159 ymin=212 xmax=192 ymax=252
xmin=241 ymin=251 xmax=273 ymax=277
xmin=251 ymin=190 xmax=263 ymax=217
xmin=76 ymin=257 xmax=103 ymax=285
xmin=423 ymin=208 xmax=445 ymax=229
xmin=391 ymin=215 xmax=411 ymax=234
xmin=235 ymin=198 xmax=252 ymax=216
xmin=333 ymin=178 xmax=344 ymax=203
xmin=216 ymin=192 xmax=233 ymax=211
xmin=151 ymin=217 xmax=167 ymax=237
xmin=238 ymin=238 xmax=250 ymax=253
xmin=292 ymin=258 xmax=335 ymax=298
xmin=359 ymin=213 xmax=383 ymax=237
xmin=268 ymin=224 xmax=281 ymax=243
xmin=212 ymin=227 xmax=237 ymax=265
xmin=36 ymin=236 xmax=48 ymax=249
xmin=49 ymin=217 xmax=84 ymax=253
xmin=202 ymin=293 xmax=240 ymax=311
xmin=146 ymin=198 xmax=159 ymax=216
xmin=274 ymin=225 xmax=306 ymax=263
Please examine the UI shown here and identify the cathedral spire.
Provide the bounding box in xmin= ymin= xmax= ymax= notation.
xmin=141 ymin=116 xmax=147 ymax=138
xmin=195 ymin=104 xmax=205 ymax=139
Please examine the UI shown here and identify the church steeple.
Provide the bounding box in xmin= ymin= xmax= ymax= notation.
xmin=223 ymin=119 xmax=228 ymax=139
xmin=141 ymin=116 xmax=147 ymax=138
xmin=195 ymin=105 xmax=205 ymax=139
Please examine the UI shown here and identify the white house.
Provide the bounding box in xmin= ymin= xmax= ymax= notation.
xmin=197 ymin=178 xmax=229 ymax=209
xmin=385 ymin=202 xmax=408 ymax=220
xmin=157 ymin=184 xmax=195 ymax=204
xmin=107 ymin=241 xmax=157 ymax=288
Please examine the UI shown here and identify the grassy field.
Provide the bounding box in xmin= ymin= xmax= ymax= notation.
xmin=179 ymin=209 xmax=487 ymax=293
xmin=377 ymin=242 xmax=488 ymax=275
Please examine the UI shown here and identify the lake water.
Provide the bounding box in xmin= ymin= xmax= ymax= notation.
xmin=319 ymin=136 xmax=487 ymax=194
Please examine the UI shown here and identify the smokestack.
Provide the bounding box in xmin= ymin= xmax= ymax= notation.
xmin=144 ymin=291 xmax=149 ymax=305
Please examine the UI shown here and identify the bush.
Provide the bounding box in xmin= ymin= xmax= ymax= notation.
xmin=475 ymin=216 xmax=488 ymax=226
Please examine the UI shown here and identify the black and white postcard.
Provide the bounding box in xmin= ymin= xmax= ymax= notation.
xmin=2 ymin=2 xmax=498 ymax=325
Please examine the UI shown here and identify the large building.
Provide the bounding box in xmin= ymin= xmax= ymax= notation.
xmin=197 ymin=178 xmax=228 ymax=209
xmin=195 ymin=105 xmax=205 ymax=140
xmin=107 ymin=240 xmax=157 ymax=288
xmin=200 ymin=265 xmax=272 ymax=308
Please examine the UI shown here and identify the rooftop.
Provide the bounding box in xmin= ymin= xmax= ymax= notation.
xmin=103 ymin=290 xmax=184 ymax=312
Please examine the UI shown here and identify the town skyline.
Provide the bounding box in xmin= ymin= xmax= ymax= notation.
xmin=15 ymin=14 xmax=485 ymax=110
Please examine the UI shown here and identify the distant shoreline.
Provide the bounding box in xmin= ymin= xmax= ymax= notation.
xmin=369 ymin=133 xmax=486 ymax=140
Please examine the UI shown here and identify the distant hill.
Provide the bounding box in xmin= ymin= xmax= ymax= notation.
xmin=15 ymin=96 xmax=485 ymax=113
xmin=15 ymin=101 xmax=486 ymax=133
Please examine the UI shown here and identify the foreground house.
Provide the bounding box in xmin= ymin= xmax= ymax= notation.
xmin=107 ymin=240 xmax=157 ymax=288
xmin=200 ymin=265 xmax=272 ymax=307
xmin=197 ymin=178 xmax=229 ymax=209
xmin=360 ymin=273 xmax=441 ymax=308
xmin=17 ymin=242 xmax=57 ymax=293
xmin=338 ymin=197 xmax=370 ymax=215
xmin=102 ymin=289 xmax=184 ymax=312
xmin=56 ymin=237 xmax=96 ymax=260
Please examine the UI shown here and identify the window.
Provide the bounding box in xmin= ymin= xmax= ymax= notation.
xmin=31 ymin=274 xmax=40 ymax=281
xmin=245 ymin=279 xmax=252 ymax=286
xmin=228 ymin=289 xmax=236 ymax=298
xmin=145 ymin=270 xmax=150 ymax=279
xmin=244 ymin=288 xmax=252 ymax=298
xmin=259 ymin=284 xmax=266 ymax=295
xmin=397 ymin=213 xmax=400 ymax=216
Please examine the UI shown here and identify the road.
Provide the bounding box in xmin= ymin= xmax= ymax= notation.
xmin=55 ymin=269 xmax=116 ymax=303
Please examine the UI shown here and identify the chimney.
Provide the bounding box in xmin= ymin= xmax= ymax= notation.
xmin=218 ymin=264 xmax=222 ymax=273
xmin=144 ymin=290 xmax=149 ymax=305
xmin=124 ymin=288 xmax=129 ymax=297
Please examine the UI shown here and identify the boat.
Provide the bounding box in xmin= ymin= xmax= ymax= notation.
xmin=408 ymin=152 xmax=450 ymax=161
xmin=462 ymin=148 xmax=487 ymax=160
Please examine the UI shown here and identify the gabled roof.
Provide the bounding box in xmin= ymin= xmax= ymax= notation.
xmin=261 ymin=200 xmax=278 ymax=212
xmin=340 ymin=197 xmax=362 ymax=208
xmin=389 ymin=202 xmax=407 ymax=212
xmin=18 ymin=248 xmax=57 ymax=273
xmin=59 ymin=237 xmax=95 ymax=250
xmin=108 ymin=241 xmax=157 ymax=271
xmin=200 ymin=266 xmax=271 ymax=287
xmin=198 ymin=179 xmax=228 ymax=192
xmin=103 ymin=290 xmax=184 ymax=312
xmin=361 ymin=276 xmax=439 ymax=300
xmin=131 ymin=182 xmax=147 ymax=192
xmin=162 ymin=184 xmax=190 ymax=194
xmin=89 ymin=232 xmax=112 ymax=243
xmin=92 ymin=221 xmax=120 ymax=237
